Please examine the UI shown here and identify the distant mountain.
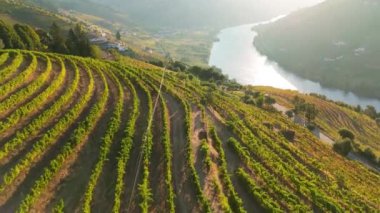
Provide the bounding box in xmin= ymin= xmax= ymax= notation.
xmin=26 ymin=0 xmax=135 ymax=29
xmin=254 ymin=0 xmax=380 ymax=99
xmin=89 ymin=0 xmax=323 ymax=28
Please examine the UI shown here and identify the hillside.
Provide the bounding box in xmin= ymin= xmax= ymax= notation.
xmin=0 ymin=49 xmax=378 ymax=212
xmin=254 ymin=0 xmax=380 ymax=99
xmin=256 ymin=86 xmax=380 ymax=162
xmin=0 ymin=1 xmax=69 ymax=30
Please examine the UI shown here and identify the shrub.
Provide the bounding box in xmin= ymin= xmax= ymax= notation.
xmin=306 ymin=123 xmax=316 ymax=131
xmin=89 ymin=45 xmax=102 ymax=59
xmin=364 ymin=105 xmax=377 ymax=119
xmin=262 ymin=122 xmax=273 ymax=130
xmin=0 ymin=20 xmax=25 ymax=49
xmin=362 ymin=148 xmax=377 ymax=162
xmin=264 ymin=95 xmax=276 ymax=105
xmin=285 ymin=110 xmax=294 ymax=118
xmin=338 ymin=128 xmax=355 ymax=140
xmin=333 ymin=138 xmax=353 ymax=156
xmin=281 ymin=129 xmax=295 ymax=141
xmin=14 ymin=24 xmax=42 ymax=50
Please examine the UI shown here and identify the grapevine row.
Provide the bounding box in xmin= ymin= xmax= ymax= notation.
xmin=112 ymin=69 xmax=140 ymax=213
xmin=17 ymin=59 xmax=109 ymax=213
xmin=0 ymin=52 xmax=9 ymax=66
xmin=0 ymin=59 xmax=92 ymax=193
xmin=0 ymin=57 xmax=72 ymax=162
xmin=0 ymin=52 xmax=23 ymax=85
xmin=0 ymin=52 xmax=37 ymax=98
xmin=0 ymin=56 xmax=66 ymax=135
xmin=82 ymin=64 xmax=124 ymax=212
xmin=0 ymin=54 xmax=52 ymax=114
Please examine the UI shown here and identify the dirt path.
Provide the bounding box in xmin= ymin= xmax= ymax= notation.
xmin=206 ymin=107 xmax=263 ymax=212
xmin=165 ymin=94 xmax=200 ymax=213
xmin=191 ymin=105 xmax=206 ymax=185
xmin=273 ymin=103 xmax=334 ymax=144
xmin=89 ymin=75 xmax=132 ymax=212
xmin=33 ymin=67 xmax=113 ymax=213
xmin=120 ymin=83 xmax=150 ymax=213
xmin=148 ymin=100 xmax=168 ymax=212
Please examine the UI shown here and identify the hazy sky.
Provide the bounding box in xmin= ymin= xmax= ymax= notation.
xmin=90 ymin=0 xmax=325 ymax=28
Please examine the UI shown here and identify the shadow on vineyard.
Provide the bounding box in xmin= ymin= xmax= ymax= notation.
xmin=0 ymin=49 xmax=379 ymax=212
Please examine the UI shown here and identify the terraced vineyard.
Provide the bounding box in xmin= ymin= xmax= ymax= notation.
xmin=0 ymin=50 xmax=379 ymax=212
xmin=256 ymin=86 xmax=380 ymax=155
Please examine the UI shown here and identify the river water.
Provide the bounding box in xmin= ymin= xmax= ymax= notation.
xmin=208 ymin=15 xmax=380 ymax=111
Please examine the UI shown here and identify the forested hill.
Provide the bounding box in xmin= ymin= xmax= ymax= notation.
xmin=254 ymin=0 xmax=380 ymax=99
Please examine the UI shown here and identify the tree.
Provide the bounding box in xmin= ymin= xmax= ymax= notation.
xmin=333 ymin=138 xmax=353 ymax=156
xmin=363 ymin=148 xmax=377 ymax=162
xmin=0 ymin=20 xmax=25 ymax=49
xmin=338 ymin=128 xmax=355 ymax=140
xmin=264 ymin=95 xmax=276 ymax=105
xmin=364 ymin=105 xmax=377 ymax=119
xmin=66 ymin=28 xmax=79 ymax=55
xmin=0 ymin=39 xmax=4 ymax=49
xmin=116 ymin=30 xmax=121 ymax=40
xmin=304 ymin=103 xmax=318 ymax=123
xmin=64 ymin=24 xmax=94 ymax=57
xmin=89 ymin=45 xmax=102 ymax=59
xmin=35 ymin=29 xmax=51 ymax=49
xmin=376 ymin=117 xmax=380 ymax=126
xmin=285 ymin=110 xmax=294 ymax=118
xmin=49 ymin=22 xmax=67 ymax=53
xmin=255 ymin=95 xmax=264 ymax=108
xmin=281 ymin=129 xmax=296 ymax=141
xmin=14 ymin=24 xmax=42 ymax=50
xmin=355 ymin=105 xmax=362 ymax=113
xmin=292 ymin=97 xmax=318 ymax=124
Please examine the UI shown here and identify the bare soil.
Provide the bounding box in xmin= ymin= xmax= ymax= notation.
xmin=164 ymin=94 xmax=200 ymax=213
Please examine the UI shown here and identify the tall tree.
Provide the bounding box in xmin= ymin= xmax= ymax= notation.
xmin=14 ymin=24 xmax=42 ymax=50
xmin=304 ymin=103 xmax=318 ymax=123
xmin=116 ymin=30 xmax=121 ymax=40
xmin=364 ymin=105 xmax=377 ymax=119
xmin=66 ymin=29 xmax=79 ymax=55
xmin=65 ymin=24 xmax=95 ymax=57
xmin=0 ymin=20 xmax=25 ymax=49
xmin=49 ymin=22 xmax=67 ymax=53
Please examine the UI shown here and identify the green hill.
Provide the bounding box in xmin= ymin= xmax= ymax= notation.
xmin=0 ymin=49 xmax=378 ymax=212
xmin=0 ymin=0 xmax=69 ymax=30
xmin=254 ymin=0 xmax=380 ymax=99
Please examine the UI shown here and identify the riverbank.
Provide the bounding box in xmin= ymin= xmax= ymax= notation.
xmin=253 ymin=0 xmax=380 ymax=100
xmin=208 ymin=16 xmax=380 ymax=111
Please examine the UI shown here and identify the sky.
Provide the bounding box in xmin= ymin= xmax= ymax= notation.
xmin=90 ymin=0 xmax=325 ymax=28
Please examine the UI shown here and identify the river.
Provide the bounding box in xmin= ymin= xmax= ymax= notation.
xmin=208 ymin=15 xmax=380 ymax=111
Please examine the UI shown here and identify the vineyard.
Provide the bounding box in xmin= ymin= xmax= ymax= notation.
xmin=0 ymin=49 xmax=379 ymax=212
xmin=255 ymin=86 xmax=380 ymax=155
